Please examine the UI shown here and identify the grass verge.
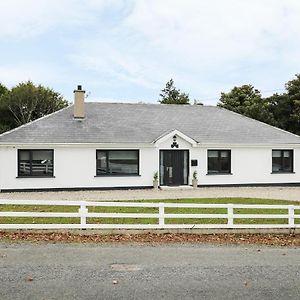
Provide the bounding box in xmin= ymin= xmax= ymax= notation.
xmin=0 ymin=197 xmax=299 ymax=225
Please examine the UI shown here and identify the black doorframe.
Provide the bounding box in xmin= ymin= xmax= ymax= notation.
xmin=159 ymin=150 xmax=189 ymax=186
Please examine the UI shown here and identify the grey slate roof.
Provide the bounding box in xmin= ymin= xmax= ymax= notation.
xmin=0 ymin=102 xmax=300 ymax=144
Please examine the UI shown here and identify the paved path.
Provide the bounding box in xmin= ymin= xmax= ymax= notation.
xmin=0 ymin=186 xmax=300 ymax=201
xmin=0 ymin=242 xmax=299 ymax=299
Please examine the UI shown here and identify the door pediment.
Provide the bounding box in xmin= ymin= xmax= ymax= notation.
xmin=153 ymin=129 xmax=197 ymax=147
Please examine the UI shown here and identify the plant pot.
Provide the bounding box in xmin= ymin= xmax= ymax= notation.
xmin=192 ymin=178 xmax=198 ymax=189
xmin=153 ymin=180 xmax=159 ymax=190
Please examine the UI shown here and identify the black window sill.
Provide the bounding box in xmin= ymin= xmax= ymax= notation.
xmin=95 ymin=174 xmax=141 ymax=177
xmin=206 ymin=172 xmax=232 ymax=175
xmin=271 ymin=172 xmax=295 ymax=174
xmin=16 ymin=176 xmax=55 ymax=178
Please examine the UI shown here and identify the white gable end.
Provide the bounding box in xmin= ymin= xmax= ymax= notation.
xmin=153 ymin=129 xmax=197 ymax=147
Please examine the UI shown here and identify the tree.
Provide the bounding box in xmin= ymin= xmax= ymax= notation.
xmin=1 ymin=81 xmax=68 ymax=129
xmin=285 ymin=74 xmax=300 ymax=134
xmin=158 ymin=79 xmax=190 ymax=104
xmin=217 ymin=85 xmax=276 ymax=125
xmin=267 ymin=74 xmax=300 ymax=135
xmin=0 ymin=83 xmax=8 ymax=96
xmin=0 ymin=83 xmax=13 ymax=133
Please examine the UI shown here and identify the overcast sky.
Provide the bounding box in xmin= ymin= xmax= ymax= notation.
xmin=1 ymin=0 xmax=300 ymax=104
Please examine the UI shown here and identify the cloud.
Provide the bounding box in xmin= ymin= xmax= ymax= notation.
xmin=123 ymin=0 xmax=300 ymax=78
xmin=2 ymin=0 xmax=300 ymax=103
xmin=0 ymin=0 xmax=123 ymax=39
xmin=67 ymin=0 xmax=300 ymax=102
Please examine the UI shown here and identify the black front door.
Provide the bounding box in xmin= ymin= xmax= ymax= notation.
xmin=160 ymin=150 xmax=189 ymax=186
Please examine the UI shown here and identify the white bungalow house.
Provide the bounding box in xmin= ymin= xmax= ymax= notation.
xmin=0 ymin=85 xmax=300 ymax=192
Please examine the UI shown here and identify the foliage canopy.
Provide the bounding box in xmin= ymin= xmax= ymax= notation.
xmin=217 ymin=74 xmax=300 ymax=135
xmin=0 ymin=81 xmax=68 ymax=133
xmin=158 ymin=79 xmax=190 ymax=104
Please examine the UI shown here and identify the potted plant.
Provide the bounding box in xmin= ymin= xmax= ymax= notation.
xmin=192 ymin=170 xmax=198 ymax=188
xmin=153 ymin=171 xmax=159 ymax=190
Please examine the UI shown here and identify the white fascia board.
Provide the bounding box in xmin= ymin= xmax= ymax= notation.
xmin=153 ymin=129 xmax=198 ymax=146
xmin=1 ymin=142 xmax=300 ymax=149
xmin=0 ymin=143 xmax=156 ymax=149
xmin=195 ymin=143 xmax=300 ymax=148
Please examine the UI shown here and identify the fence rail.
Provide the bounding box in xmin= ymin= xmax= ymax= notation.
xmin=0 ymin=200 xmax=299 ymax=230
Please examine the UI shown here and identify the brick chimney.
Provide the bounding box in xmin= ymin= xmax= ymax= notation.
xmin=73 ymin=85 xmax=85 ymax=119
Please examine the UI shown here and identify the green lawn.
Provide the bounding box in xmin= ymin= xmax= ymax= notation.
xmin=0 ymin=197 xmax=299 ymax=225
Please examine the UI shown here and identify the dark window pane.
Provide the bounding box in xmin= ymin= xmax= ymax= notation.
xmin=208 ymin=157 xmax=219 ymax=173
xmin=283 ymin=150 xmax=292 ymax=171
xmin=208 ymin=151 xmax=219 ymax=173
xmin=19 ymin=151 xmax=30 ymax=160
xmin=208 ymin=150 xmax=218 ymax=158
xmin=220 ymin=151 xmax=229 ymax=158
xmin=159 ymin=151 xmax=164 ymax=185
xmin=19 ymin=161 xmax=31 ymax=175
xmin=31 ymin=150 xmax=53 ymax=176
xmin=283 ymin=157 xmax=292 ymax=171
xmin=272 ymin=150 xmax=293 ymax=173
xmin=272 ymin=157 xmax=281 ymax=172
xmin=96 ymin=150 xmax=139 ymax=175
xmin=208 ymin=150 xmax=230 ymax=174
xmin=18 ymin=150 xmax=53 ymax=177
xmin=19 ymin=150 xmax=30 ymax=175
xmin=183 ymin=151 xmax=188 ymax=185
xmin=96 ymin=151 xmax=107 ymax=174
xmin=272 ymin=150 xmax=281 ymax=157
xmin=108 ymin=151 xmax=138 ymax=174
xmin=220 ymin=157 xmax=229 ymax=172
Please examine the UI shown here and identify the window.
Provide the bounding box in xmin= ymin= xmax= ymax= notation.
xmin=96 ymin=150 xmax=139 ymax=176
xmin=272 ymin=150 xmax=293 ymax=173
xmin=18 ymin=150 xmax=54 ymax=177
xmin=208 ymin=150 xmax=231 ymax=174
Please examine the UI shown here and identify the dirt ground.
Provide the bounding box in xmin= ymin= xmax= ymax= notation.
xmin=0 ymin=231 xmax=299 ymax=246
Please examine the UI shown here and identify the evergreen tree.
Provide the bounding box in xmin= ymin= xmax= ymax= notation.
xmin=159 ymin=79 xmax=190 ymax=104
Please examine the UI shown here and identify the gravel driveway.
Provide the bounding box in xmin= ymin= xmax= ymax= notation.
xmin=0 ymin=186 xmax=300 ymax=202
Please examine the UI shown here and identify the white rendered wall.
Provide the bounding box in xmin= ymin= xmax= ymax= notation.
xmin=156 ymin=136 xmax=299 ymax=185
xmin=192 ymin=147 xmax=300 ymax=185
xmin=0 ymin=140 xmax=300 ymax=191
xmin=0 ymin=146 xmax=158 ymax=190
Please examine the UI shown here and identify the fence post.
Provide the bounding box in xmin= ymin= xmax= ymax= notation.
xmin=159 ymin=203 xmax=165 ymax=227
xmin=227 ymin=204 xmax=234 ymax=227
xmin=288 ymin=205 xmax=295 ymax=228
xmin=79 ymin=201 xmax=88 ymax=229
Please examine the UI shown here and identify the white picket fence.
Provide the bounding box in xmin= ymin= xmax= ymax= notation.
xmin=0 ymin=199 xmax=299 ymax=229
